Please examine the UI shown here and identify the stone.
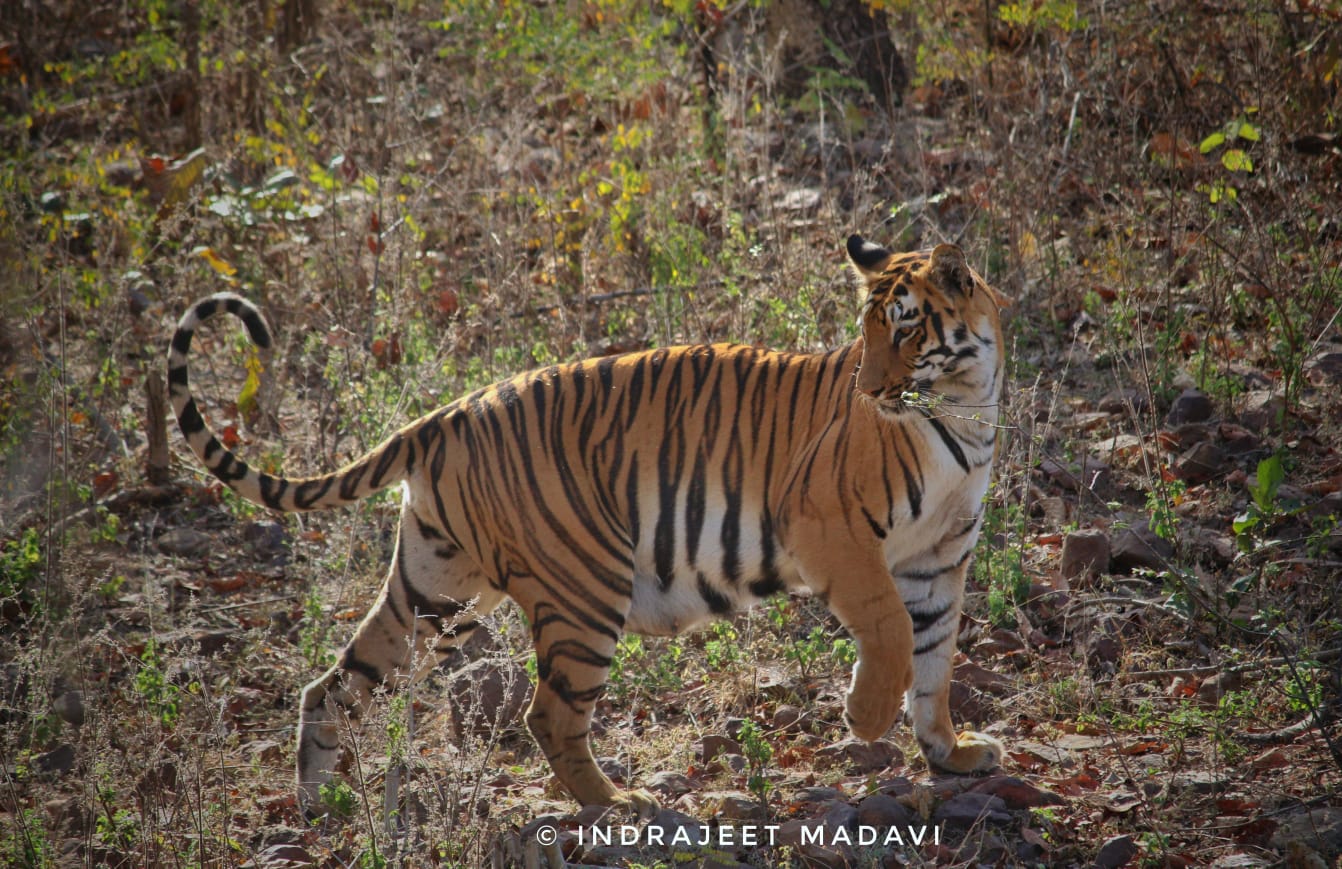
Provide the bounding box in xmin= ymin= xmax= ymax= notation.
xmin=156 ymin=527 xmax=213 ymax=558
xmin=856 ymin=792 xmax=916 ymax=828
xmin=242 ymin=520 xmax=289 ymax=559
xmin=646 ymin=771 xmax=693 ymax=798
xmin=52 ymin=690 xmax=85 ymax=727
xmin=701 ymin=790 xmax=766 ymax=821
xmin=1167 ymin=389 xmax=1214 ymax=425
xmin=1040 ymin=456 xmax=1111 ymax=493
xmin=33 ymin=744 xmax=75 ymax=777
xmin=1170 ymin=770 xmax=1229 ymax=794
xmin=815 ymin=737 xmax=902 ymax=773
xmin=445 ymin=657 xmax=530 ymax=739
xmin=968 ymin=775 xmax=1066 ymax=809
xmin=242 ymin=843 xmax=317 ymax=868
xmin=932 ymin=791 xmax=1012 ymax=828
xmin=699 ymin=733 xmax=742 ymax=764
xmin=1110 ymin=522 xmax=1174 ymax=574
xmin=1305 ymin=351 xmax=1342 ymax=386
xmin=790 ymin=785 xmax=846 ymax=805
xmin=1060 ymin=529 xmax=1110 ymax=580
xmin=1270 ymin=807 xmax=1342 ymax=860
xmin=1094 ymin=833 xmax=1138 ymax=869
xmin=1174 ymin=441 xmax=1227 ymax=483
xmin=1099 ymin=389 xmax=1150 ymax=415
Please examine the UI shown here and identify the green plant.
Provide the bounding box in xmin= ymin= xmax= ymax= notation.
xmin=736 ymin=718 xmax=773 ymax=806
xmin=0 ymin=527 xmax=42 ymax=603
xmin=704 ymin=620 xmax=741 ymax=671
xmin=975 ymin=499 xmax=1029 ymax=626
xmin=133 ymin=637 xmax=182 ymax=727
xmin=318 ymin=778 xmax=358 ymax=819
xmin=2 ymin=808 xmax=53 ymax=869
xmin=299 ymin=585 xmax=335 ymax=670
xmin=1146 ymin=477 xmax=1186 ymax=545
xmin=1196 ymin=111 xmax=1260 ymax=204
xmin=1233 ymin=454 xmax=1285 ymax=551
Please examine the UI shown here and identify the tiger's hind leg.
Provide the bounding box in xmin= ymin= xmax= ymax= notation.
xmin=514 ymin=583 xmax=656 ymax=817
xmin=296 ymin=507 xmax=503 ymax=818
xmin=901 ymin=562 xmax=1003 ymax=775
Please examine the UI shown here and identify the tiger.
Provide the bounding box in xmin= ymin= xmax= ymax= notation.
xmin=165 ymin=234 xmax=1009 ymax=818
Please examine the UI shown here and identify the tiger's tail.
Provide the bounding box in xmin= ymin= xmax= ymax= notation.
xmin=167 ymin=292 xmax=421 ymax=512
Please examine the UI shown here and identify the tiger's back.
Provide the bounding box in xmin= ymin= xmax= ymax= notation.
xmin=166 ymin=234 xmax=1009 ymax=816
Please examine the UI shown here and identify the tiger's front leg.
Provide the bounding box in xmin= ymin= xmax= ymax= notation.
xmin=902 ymin=560 xmax=1004 ymax=774
xmin=797 ymin=544 xmax=915 ymax=742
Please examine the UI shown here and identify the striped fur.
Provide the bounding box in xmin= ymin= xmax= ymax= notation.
xmin=166 ymin=235 xmax=1009 ymax=817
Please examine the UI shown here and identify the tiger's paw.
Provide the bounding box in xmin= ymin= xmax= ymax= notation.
xmin=608 ymin=788 xmax=660 ymax=820
xmin=930 ymin=730 xmax=1004 ymax=775
xmin=842 ymin=689 xmax=902 ymax=742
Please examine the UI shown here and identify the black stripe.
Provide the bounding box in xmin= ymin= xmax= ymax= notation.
xmin=924 ymin=413 xmax=970 ymax=472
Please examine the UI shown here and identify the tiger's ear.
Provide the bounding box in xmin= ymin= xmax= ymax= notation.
xmin=928 ymin=243 xmax=974 ymax=298
xmin=847 ymin=234 xmax=892 ymax=282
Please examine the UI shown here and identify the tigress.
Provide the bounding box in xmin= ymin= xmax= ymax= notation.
xmin=166 ymin=234 xmax=1009 ymax=817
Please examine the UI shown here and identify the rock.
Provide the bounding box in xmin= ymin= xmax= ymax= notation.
xmin=1040 ymin=456 xmax=1111 ymax=493
xmin=1099 ymin=389 xmax=1150 ymax=415
xmin=646 ymin=771 xmax=693 ymax=798
xmin=1174 ymin=441 xmax=1227 ymax=483
xmin=776 ymin=187 xmax=822 ymax=212
xmin=1170 ymin=770 xmax=1229 ymax=794
xmin=1162 ymin=422 xmax=1213 ymax=451
xmin=1060 ymin=529 xmax=1110 ymax=580
xmin=595 ymin=756 xmax=630 ymax=783
xmin=701 ymin=790 xmax=766 ymax=821
xmin=1196 ymin=671 xmax=1244 ymax=705
xmin=968 ymin=775 xmax=1066 ymax=809
xmin=242 ymin=843 xmax=317 ymax=868
xmin=1238 ymin=390 xmax=1287 ymax=430
xmin=776 ymin=818 xmax=850 ymax=869
xmin=33 ymin=744 xmax=75 ymax=777
xmin=772 ymin=704 xmax=807 ymax=731
xmin=699 ymin=733 xmax=742 ymax=763
xmin=1305 ymin=351 xmax=1342 ymax=386
xmin=444 ymin=657 xmax=530 ymax=738
xmin=156 ymin=527 xmax=213 ymax=558
xmin=932 ymin=791 xmax=1012 ymax=828
xmin=815 ymin=737 xmax=902 ymax=773
xmin=1087 ymin=633 xmax=1122 ymax=666
xmin=1217 ymin=422 xmax=1261 ymax=454
xmin=856 ymin=792 xmax=916 ymax=828
xmin=1209 ymin=854 xmax=1269 ymax=868
xmin=1271 ymin=807 xmax=1342 ymax=861
xmin=1094 ymin=833 xmax=1138 ymax=869
xmin=1167 ymin=389 xmax=1214 ymax=425
xmin=243 ymin=521 xmax=289 ymax=559
xmin=52 ymin=690 xmax=85 ymax=727
xmin=953 ymin=661 xmax=1013 ymax=695
xmin=790 ymin=785 xmax=846 ymax=805
xmin=1109 ymin=522 xmax=1174 ymax=574
xmin=1187 ymin=526 xmax=1236 ymax=565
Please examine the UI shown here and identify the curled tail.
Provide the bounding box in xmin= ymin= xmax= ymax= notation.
xmin=167 ymin=292 xmax=422 ymax=512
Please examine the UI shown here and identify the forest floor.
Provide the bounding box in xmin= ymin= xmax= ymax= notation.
xmin=2 ymin=1 xmax=1341 ymax=867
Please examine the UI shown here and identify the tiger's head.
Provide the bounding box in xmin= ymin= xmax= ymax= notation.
xmin=846 ymin=234 xmax=1008 ymax=414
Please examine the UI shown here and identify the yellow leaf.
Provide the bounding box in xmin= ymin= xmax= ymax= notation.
xmin=1018 ymin=229 xmax=1039 ymax=264
xmin=196 ymin=247 xmax=237 ymax=277
xmin=237 ymin=354 xmax=262 ymax=421
xmin=162 ymin=148 xmax=209 ymax=209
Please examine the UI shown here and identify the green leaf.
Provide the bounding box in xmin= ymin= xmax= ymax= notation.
xmin=1236 ymin=121 xmax=1261 ymax=142
xmin=1199 ymin=131 xmax=1226 ymax=154
xmin=1221 ymin=149 xmax=1253 ymax=172
xmin=1251 ymin=455 xmax=1284 ymax=511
